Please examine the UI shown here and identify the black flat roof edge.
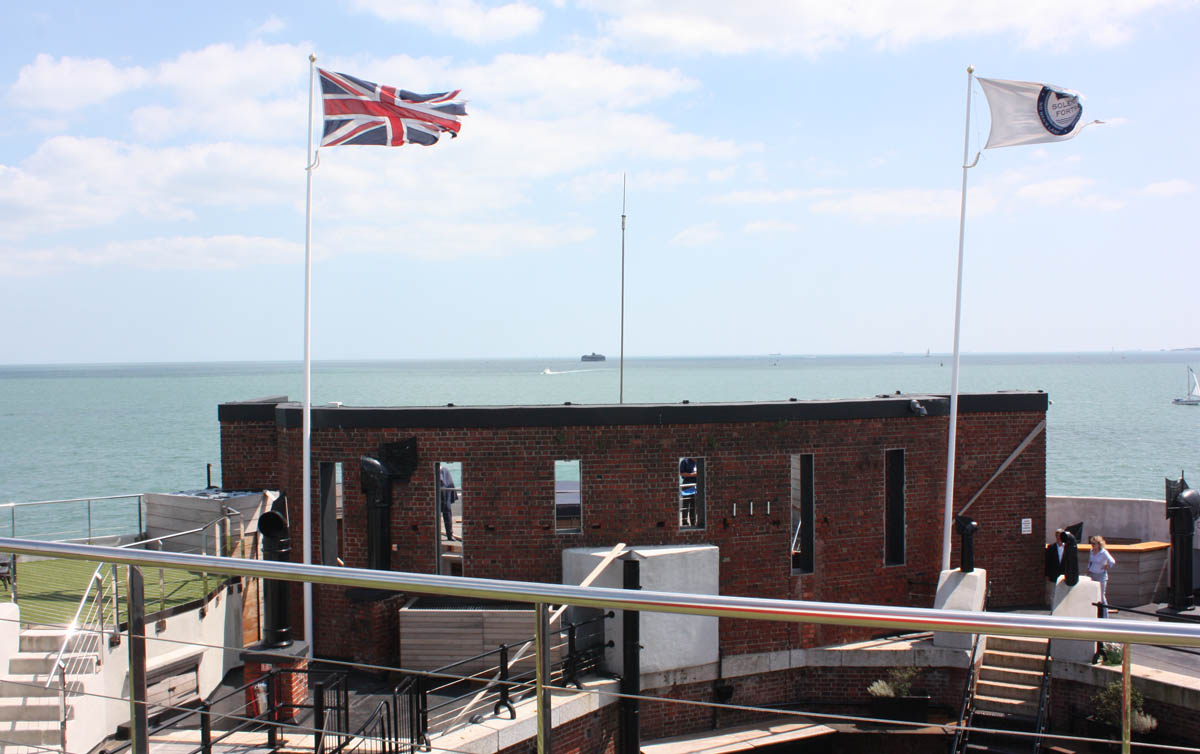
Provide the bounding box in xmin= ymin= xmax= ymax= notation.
xmin=218 ymin=392 xmax=1047 ymax=429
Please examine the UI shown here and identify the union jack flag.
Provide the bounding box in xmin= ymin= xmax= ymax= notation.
xmin=318 ymin=69 xmax=466 ymax=147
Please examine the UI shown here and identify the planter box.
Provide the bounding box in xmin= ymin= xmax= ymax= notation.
xmin=870 ymin=694 xmax=930 ymax=723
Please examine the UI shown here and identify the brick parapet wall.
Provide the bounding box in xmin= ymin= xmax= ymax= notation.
xmin=1051 ymin=672 xmax=1200 ymax=747
xmin=495 ymin=703 xmax=619 ymax=754
xmin=242 ymin=658 xmax=309 ymax=723
xmin=639 ymin=665 xmax=965 ymax=741
xmin=218 ymin=397 xmax=1046 ymax=659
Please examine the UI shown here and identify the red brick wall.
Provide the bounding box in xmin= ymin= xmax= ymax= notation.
xmin=219 ymin=418 xmax=279 ymax=491
xmin=219 ymin=396 xmax=1046 ymax=659
xmin=639 ymin=665 xmax=966 ymax=741
xmin=496 ymin=704 xmax=619 ymax=754
xmin=242 ymin=659 xmax=309 ymax=723
xmin=1051 ymin=676 xmax=1200 ymax=747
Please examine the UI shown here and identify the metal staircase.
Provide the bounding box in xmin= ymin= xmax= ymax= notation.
xmin=965 ymin=635 xmax=1051 ymax=754
xmin=0 ymin=627 xmax=101 ymax=753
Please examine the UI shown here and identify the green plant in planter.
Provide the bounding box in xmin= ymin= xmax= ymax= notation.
xmin=867 ymin=666 xmax=921 ymax=697
xmin=1101 ymin=643 xmax=1123 ymax=666
xmin=1091 ymin=681 xmax=1157 ymax=734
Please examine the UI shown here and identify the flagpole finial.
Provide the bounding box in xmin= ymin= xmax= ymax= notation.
xmin=966 ymin=64 xmax=974 ymax=74
xmin=309 ymin=53 xmax=317 ymax=63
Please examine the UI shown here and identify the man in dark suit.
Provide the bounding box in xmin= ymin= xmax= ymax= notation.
xmin=1045 ymin=528 xmax=1065 ymax=581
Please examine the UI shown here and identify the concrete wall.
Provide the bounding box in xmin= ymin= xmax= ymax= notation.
xmin=66 ymin=580 xmax=244 ymax=754
xmin=145 ymin=491 xmax=271 ymax=554
xmin=563 ymin=546 xmax=719 ymax=676
xmin=1048 ymin=495 xmax=1199 ymax=587
xmin=1046 ymin=496 xmax=1172 ymax=544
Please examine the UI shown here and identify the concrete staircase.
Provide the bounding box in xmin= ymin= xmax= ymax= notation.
xmin=0 ymin=628 xmax=99 ymax=753
xmin=964 ymin=636 xmax=1056 ymax=754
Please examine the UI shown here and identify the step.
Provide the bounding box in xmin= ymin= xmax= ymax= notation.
xmin=0 ymin=677 xmax=84 ymax=699
xmin=7 ymin=651 xmax=98 ymax=676
xmin=982 ymin=650 xmax=1043 ymax=672
xmin=0 ymin=697 xmax=62 ymax=722
xmin=0 ymin=719 xmax=63 ymax=748
xmin=18 ymin=630 xmax=97 ymax=654
xmin=973 ymin=693 xmax=1038 ymax=718
xmin=976 ymin=679 xmax=1040 ymax=704
xmin=979 ymin=666 xmax=1042 ymax=687
xmin=985 ymin=636 xmax=1048 ymax=656
xmin=965 ymin=734 xmax=1040 ymax=754
xmin=970 ymin=709 xmax=1035 ymax=733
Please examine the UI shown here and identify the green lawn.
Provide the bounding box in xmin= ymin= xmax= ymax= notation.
xmin=4 ymin=558 xmax=215 ymax=628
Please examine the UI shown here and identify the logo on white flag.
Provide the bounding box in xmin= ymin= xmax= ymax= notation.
xmin=1036 ymin=87 xmax=1082 ymax=136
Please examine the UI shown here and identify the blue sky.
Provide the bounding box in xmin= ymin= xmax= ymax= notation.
xmin=1 ymin=1 xmax=1197 ymax=363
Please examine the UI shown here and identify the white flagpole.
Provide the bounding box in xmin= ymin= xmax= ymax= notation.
xmin=619 ymin=174 xmax=626 ymax=404
xmin=301 ymin=53 xmax=317 ymax=656
xmin=942 ymin=64 xmax=977 ymax=572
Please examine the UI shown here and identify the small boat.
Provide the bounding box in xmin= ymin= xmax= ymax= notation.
xmin=581 ymin=352 xmax=606 ymax=362
xmin=1173 ymin=366 xmax=1200 ymax=405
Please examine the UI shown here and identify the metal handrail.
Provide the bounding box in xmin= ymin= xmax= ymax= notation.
xmin=951 ymin=632 xmax=983 ymax=754
xmin=42 ymin=515 xmax=232 ymax=689
xmin=0 ymin=494 xmax=143 ymax=509
xmin=9 ymin=537 xmax=1198 ymax=753
xmin=1031 ymin=640 xmax=1053 ymax=752
xmin=5 ymin=538 xmax=1200 ymax=651
xmin=1099 ymin=602 xmax=1200 ymax=623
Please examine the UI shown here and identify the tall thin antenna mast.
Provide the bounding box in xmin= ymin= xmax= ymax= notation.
xmin=620 ymin=174 xmax=626 ymax=404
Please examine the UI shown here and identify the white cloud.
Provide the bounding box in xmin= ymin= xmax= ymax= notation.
xmin=0 ymin=137 xmax=297 ymax=242
xmin=582 ymin=0 xmax=1184 ymax=56
xmin=325 ymin=220 xmax=595 ymax=260
xmin=1142 ymin=179 xmax=1196 ymax=197
xmin=0 ymin=235 xmax=300 ymax=276
xmin=456 ymin=52 xmax=697 ymax=111
xmin=744 ymin=220 xmax=798 ymax=234
xmin=712 ymin=188 xmax=835 ymax=204
xmin=670 ymin=221 xmax=722 ymax=246
xmin=255 ymin=16 xmax=287 ymax=35
xmin=1016 ymin=177 xmax=1097 ymax=202
xmin=347 ymin=0 xmax=543 ymax=42
xmin=563 ymin=168 xmax=689 ymax=201
xmin=10 ymin=54 xmax=150 ymax=110
xmin=809 ymin=188 xmax=969 ymax=220
xmin=1015 ymin=176 xmax=1123 ymax=210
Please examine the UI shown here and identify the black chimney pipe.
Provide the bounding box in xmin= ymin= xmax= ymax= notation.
xmin=360 ymin=456 xmax=393 ymax=571
xmin=257 ymin=509 xmax=292 ymax=648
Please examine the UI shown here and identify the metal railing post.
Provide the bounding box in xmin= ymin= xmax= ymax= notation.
xmin=313 ymin=678 xmax=327 ymax=754
xmin=57 ymin=662 xmax=68 ymax=754
xmin=112 ymin=563 xmax=121 ymax=633
xmin=494 ymin=643 xmax=513 ymax=717
xmin=202 ymin=524 xmax=210 ymax=596
xmin=267 ymin=671 xmax=279 ymax=751
xmin=564 ymin=621 xmax=579 ymax=689
xmin=87 ymin=499 xmax=93 ymax=544
xmin=535 ymin=602 xmax=552 ymax=754
xmin=127 ymin=565 xmax=148 ymax=754
xmin=201 ymin=701 xmax=213 ymax=754
xmin=1121 ymin=642 xmax=1132 ymax=754
xmin=620 ymin=555 xmax=641 ymax=754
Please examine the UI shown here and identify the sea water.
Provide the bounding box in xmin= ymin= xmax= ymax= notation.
xmin=1 ymin=352 xmax=1197 ymax=539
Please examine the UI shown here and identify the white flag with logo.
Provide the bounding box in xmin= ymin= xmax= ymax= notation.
xmin=977 ymin=78 xmax=1097 ymax=149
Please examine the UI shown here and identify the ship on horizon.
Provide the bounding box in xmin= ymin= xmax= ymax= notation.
xmin=581 ymin=352 xmax=606 ymax=362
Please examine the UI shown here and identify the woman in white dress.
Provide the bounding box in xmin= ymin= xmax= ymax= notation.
xmin=1088 ymin=535 xmax=1116 ymax=616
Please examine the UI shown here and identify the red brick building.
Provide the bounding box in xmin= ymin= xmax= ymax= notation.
xmin=219 ymin=390 xmax=1047 ymax=666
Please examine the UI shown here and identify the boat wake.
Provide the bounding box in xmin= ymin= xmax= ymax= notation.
xmin=542 ymin=368 xmax=599 ymax=375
